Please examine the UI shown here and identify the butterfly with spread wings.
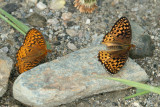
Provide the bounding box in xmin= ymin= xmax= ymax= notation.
xmin=98 ymin=17 xmax=135 ymax=74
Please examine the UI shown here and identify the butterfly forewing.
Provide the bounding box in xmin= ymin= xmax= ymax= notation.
xmin=24 ymin=28 xmax=47 ymax=49
xmin=103 ymin=17 xmax=132 ymax=45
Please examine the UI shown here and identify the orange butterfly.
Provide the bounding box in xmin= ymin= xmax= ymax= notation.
xmin=98 ymin=17 xmax=135 ymax=74
xmin=16 ymin=28 xmax=51 ymax=73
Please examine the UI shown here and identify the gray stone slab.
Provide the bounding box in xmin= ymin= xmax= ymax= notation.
xmin=13 ymin=43 xmax=148 ymax=106
xmin=0 ymin=52 xmax=13 ymax=97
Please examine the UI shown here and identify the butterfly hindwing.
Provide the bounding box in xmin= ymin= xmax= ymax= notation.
xmin=17 ymin=53 xmax=46 ymax=74
xmin=99 ymin=50 xmax=128 ymax=74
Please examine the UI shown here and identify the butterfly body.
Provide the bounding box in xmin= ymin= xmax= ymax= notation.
xmin=16 ymin=28 xmax=51 ymax=73
xmin=98 ymin=17 xmax=134 ymax=74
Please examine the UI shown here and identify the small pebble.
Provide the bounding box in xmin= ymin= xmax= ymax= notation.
xmin=26 ymin=0 xmax=37 ymax=4
xmin=131 ymin=7 xmax=139 ymax=12
xmin=1 ymin=34 xmax=8 ymax=41
xmin=36 ymin=2 xmax=47 ymax=10
xmin=111 ymin=0 xmax=119 ymax=6
xmin=49 ymin=0 xmax=66 ymax=10
xmin=74 ymin=25 xmax=80 ymax=30
xmin=66 ymin=29 xmax=77 ymax=37
xmin=29 ymin=9 xmax=33 ymax=12
xmin=61 ymin=12 xmax=72 ymax=21
xmin=67 ymin=42 xmax=77 ymax=51
xmin=26 ymin=13 xmax=47 ymax=27
xmin=86 ymin=19 xmax=90 ymax=24
xmin=2 ymin=3 xmax=19 ymax=13
xmin=49 ymin=34 xmax=53 ymax=40
xmin=131 ymin=102 xmax=141 ymax=107
xmin=0 ymin=47 xmax=9 ymax=54
xmin=47 ymin=18 xmax=59 ymax=25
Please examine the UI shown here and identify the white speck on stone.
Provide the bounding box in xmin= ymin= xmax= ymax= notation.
xmin=151 ymin=35 xmax=154 ymax=39
xmin=86 ymin=19 xmax=90 ymax=24
xmin=40 ymin=28 xmax=44 ymax=31
xmin=1 ymin=34 xmax=8 ymax=41
xmin=26 ymin=0 xmax=37 ymax=4
xmin=74 ymin=25 xmax=80 ymax=30
xmin=131 ymin=7 xmax=139 ymax=12
xmin=49 ymin=34 xmax=52 ymax=40
xmin=29 ymin=9 xmax=33 ymax=13
xmin=9 ymin=29 xmax=15 ymax=34
xmin=36 ymin=2 xmax=47 ymax=10
xmin=157 ymin=73 xmax=160 ymax=77
xmin=132 ymin=102 xmax=141 ymax=107
xmin=61 ymin=12 xmax=72 ymax=21
xmin=67 ymin=42 xmax=77 ymax=51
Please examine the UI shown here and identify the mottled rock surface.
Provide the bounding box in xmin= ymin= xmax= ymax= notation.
xmin=2 ymin=3 xmax=19 ymax=13
xmin=26 ymin=13 xmax=47 ymax=27
xmin=13 ymin=42 xmax=148 ymax=106
xmin=0 ymin=53 xmax=13 ymax=97
xmin=129 ymin=21 xmax=155 ymax=58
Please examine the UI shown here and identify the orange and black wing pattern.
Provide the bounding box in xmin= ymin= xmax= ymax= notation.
xmin=16 ymin=28 xmax=50 ymax=73
xmin=98 ymin=50 xmax=129 ymax=74
xmin=98 ymin=17 xmax=132 ymax=74
xmin=103 ymin=17 xmax=132 ymax=44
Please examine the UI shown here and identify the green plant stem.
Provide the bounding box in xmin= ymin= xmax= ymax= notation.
xmin=0 ymin=14 xmax=26 ymax=35
xmin=0 ymin=8 xmax=51 ymax=49
xmin=125 ymin=90 xmax=149 ymax=99
xmin=0 ymin=8 xmax=29 ymax=34
xmin=106 ymin=77 xmax=160 ymax=94
xmin=97 ymin=76 xmax=160 ymax=95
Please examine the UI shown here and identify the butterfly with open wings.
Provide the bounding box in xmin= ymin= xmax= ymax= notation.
xmin=98 ymin=17 xmax=135 ymax=74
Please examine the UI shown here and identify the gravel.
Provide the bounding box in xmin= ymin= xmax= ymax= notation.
xmin=0 ymin=0 xmax=160 ymax=107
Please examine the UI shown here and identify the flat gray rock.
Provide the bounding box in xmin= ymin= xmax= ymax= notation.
xmin=26 ymin=13 xmax=47 ymax=27
xmin=13 ymin=43 xmax=148 ymax=106
xmin=129 ymin=21 xmax=155 ymax=58
xmin=0 ymin=52 xmax=13 ymax=97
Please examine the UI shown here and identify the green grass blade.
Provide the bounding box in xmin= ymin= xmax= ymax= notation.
xmin=0 ymin=8 xmax=51 ymax=47
xmin=46 ymin=41 xmax=51 ymax=50
xmin=97 ymin=76 xmax=160 ymax=95
xmin=136 ymin=88 xmax=146 ymax=93
xmin=125 ymin=86 xmax=160 ymax=99
xmin=0 ymin=13 xmax=26 ymax=35
xmin=0 ymin=8 xmax=29 ymax=33
xmin=125 ymin=89 xmax=149 ymax=99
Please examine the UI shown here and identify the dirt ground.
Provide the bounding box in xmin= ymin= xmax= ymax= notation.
xmin=0 ymin=0 xmax=160 ymax=106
